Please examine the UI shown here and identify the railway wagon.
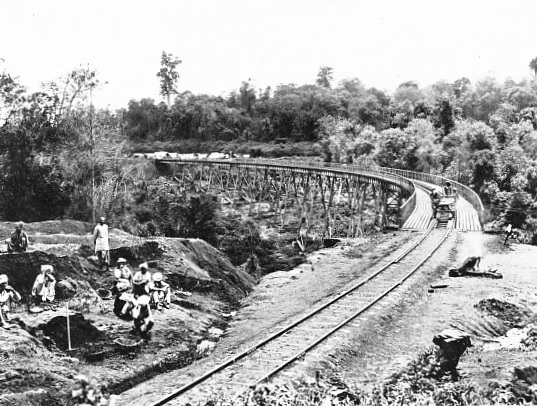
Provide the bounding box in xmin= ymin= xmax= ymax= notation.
xmin=436 ymin=195 xmax=457 ymax=221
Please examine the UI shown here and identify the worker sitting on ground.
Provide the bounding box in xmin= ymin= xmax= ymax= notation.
xmin=0 ymin=274 xmax=21 ymax=328
xmin=31 ymin=265 xmax=56 ymax=305
xmin=443 ymin=181 xmax=456 ymax=196
xmin=114 ymin=258 xmax=133 ymax=287
xmin=132 ymin=263 xmax=152 ymax=297
xmin=114 ymin=279 xmax=134 ymax=318
xmin=150 ymin=272 xmax=171 ymax=310
xmin=430 ymin=189 xmax=442 ymax=219
xmin=6 ymin=222 xmax=29 ymax=253
xmin=118 ymin=267 xmax=150 ymax=317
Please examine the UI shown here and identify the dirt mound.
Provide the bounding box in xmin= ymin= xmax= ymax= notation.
xmin=43 ymin=313 xmax=104 ymax=351
xmin=0 ymin=326 xmax=46 ymax=358
xmin=475 ymin=298 xmax=532 ymax=328
xmin=169 ymin=239 xmax=255 ymax=305
xmin=0 ymin=250 xmax=102 ymax=299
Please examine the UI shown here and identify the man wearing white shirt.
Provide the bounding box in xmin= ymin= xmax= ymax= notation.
xmin=94 ymin=216 xmax=110 ymax=270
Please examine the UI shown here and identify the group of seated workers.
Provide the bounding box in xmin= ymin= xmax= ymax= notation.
xmin=113 ymin=258 xmax=171 ymax=313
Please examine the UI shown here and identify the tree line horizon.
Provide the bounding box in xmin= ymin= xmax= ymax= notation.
xmin=1 ymin=53 xmax=537 ymax=240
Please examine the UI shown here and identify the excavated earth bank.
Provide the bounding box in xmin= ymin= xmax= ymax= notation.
xmin=0 ymin=220 xmax=254 ymax=405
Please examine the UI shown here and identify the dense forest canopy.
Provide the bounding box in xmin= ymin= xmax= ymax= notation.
xmin=2 ymin=60 xmax=537 ymax=239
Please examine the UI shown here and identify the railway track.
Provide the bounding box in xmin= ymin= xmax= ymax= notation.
xmin=147 ymin=222 xmax=453 ymax=406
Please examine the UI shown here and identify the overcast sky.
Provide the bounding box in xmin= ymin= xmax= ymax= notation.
xmin=1 ymin=0 xmax=537 ymax=109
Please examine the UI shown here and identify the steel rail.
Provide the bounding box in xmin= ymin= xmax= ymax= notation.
xmin=254 ymin=224 xmax=453 ymax=386
xmin=150 ymin=220 xmax=442 ymax=406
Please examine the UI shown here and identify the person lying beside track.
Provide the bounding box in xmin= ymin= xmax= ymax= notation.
xmin=448 ymin=256 xmax=502 ymax=278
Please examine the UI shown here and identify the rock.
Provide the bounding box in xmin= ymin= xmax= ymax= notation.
xmin=41 ymin=313 xmax=104 ymax=351
xmin=56 ymin=277 xmax=78 ymax=299
xmin=68 ymin=280 xmax=104 ymax=313
xmin=0 ymin=324 xmax=46 ymax=357
xmin=77 ymin=245 xmax=94 ymax=257
xmin=196 ymin=340 xmax=216 ymax=356
xmin=208 ymin=327 xmax=223 ymax=338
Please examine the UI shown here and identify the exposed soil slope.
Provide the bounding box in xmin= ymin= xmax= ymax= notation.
xmin=0 ymin=220 xmax=253 ymax=405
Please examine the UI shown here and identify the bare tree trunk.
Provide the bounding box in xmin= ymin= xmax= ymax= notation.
xmin=90 ymin=86 xmax=95 ymax=224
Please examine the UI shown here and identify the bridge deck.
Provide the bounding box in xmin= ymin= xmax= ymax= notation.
xmin=402 ymin=185 xmax=481 ymax=231
xmin=156 ymin=158 xmax=482 ymax=232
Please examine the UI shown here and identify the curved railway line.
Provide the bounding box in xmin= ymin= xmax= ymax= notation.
xmin=144 ymin=220 xmax=453 ymax=406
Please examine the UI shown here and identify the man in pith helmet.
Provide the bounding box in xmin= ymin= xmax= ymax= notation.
xmin=114 ymin=258 xmax=133 ymax=287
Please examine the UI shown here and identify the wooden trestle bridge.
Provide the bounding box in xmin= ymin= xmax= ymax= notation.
xmin=155 ymin=158 xmax=483 ymax=236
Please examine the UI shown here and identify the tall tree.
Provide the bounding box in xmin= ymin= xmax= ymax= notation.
xmin=49 ymin=65 xmax=101 ymax=120
xmin=0 ymin=66 xmax=26 ymax=127
xmin=316 ymin=66 xmax=333 ymax=88
xmin=529 ymin=57 xmax=537 ymax=78
xmin=156 ymin=51 xmax=182 ymax=108
xmin=452 ymin=77 xmax=471 ymax=99
xmin=239 ymin=80 xmax=256 ymax=114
